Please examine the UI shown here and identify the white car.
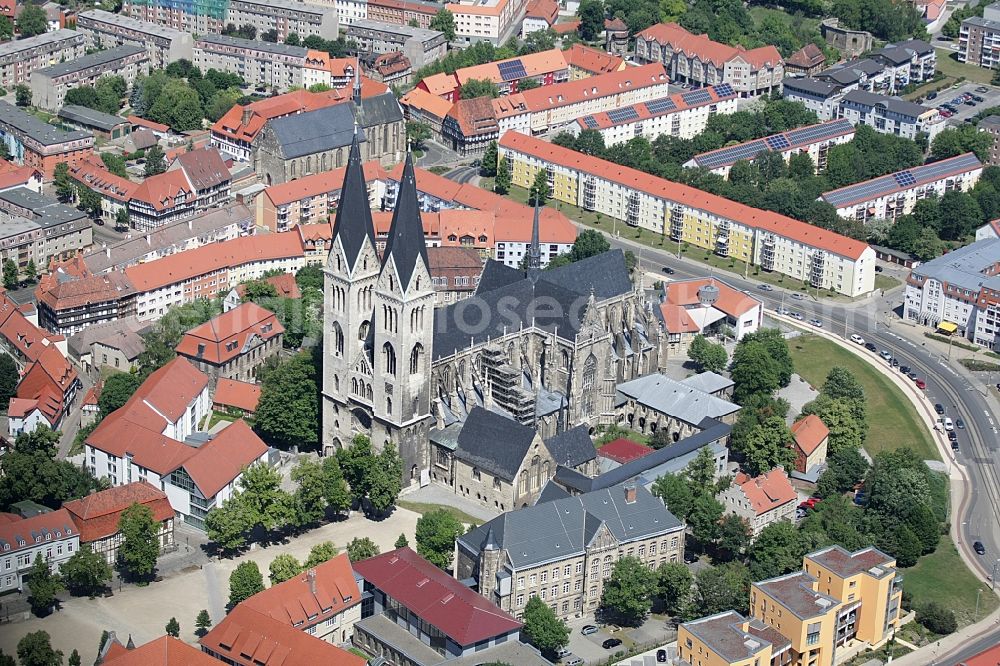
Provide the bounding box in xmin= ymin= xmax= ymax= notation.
xmin=850 ymin=334 xmax=865 ymax=345
xmin=944 ymin=417 xmax=954 ymax=431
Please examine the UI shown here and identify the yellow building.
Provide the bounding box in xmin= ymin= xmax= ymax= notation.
xmin=678 ymin=610 xmax=792 ymax=666
xmin=803 ymin=546 xmax=903 ymax=647
xmin=751 ymin=571 xmax=841 ymax=666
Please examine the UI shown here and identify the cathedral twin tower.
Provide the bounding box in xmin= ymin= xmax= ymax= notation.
xmin=322 ymin=131 xmax=434 ymax=483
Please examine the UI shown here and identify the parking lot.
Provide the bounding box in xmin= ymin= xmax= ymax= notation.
xmin=922 ymin=81 xmax=1000 ymax=125
xmin=560 ymin=615 xmax=676 ymax=665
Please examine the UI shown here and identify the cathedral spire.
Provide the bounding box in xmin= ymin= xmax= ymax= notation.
xmin=331 ymin=130 xmax=376 ymax=272
xmin=527 ymin=203 xmax=542 ymax=279
xmin=382 ymin=151 xmax=429 ymax=290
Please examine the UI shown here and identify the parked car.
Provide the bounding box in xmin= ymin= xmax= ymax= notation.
xmin=976 ymin=86 xmax=990 ymax=93
xmin=758 ymin=283 xmax=774 ymax=291
xmin=662 ymin=266 xmax=675 ymax=274
xmin=939 ymin=110 xmax=953 ymax=118
xmin=956 ymin=418 xmax=965 ymax=429
xmin=907 ymin=371 xmax=918 ymax=380
xmin=603 ymin=639 xmax=623 ymax=650
xmin=799 ymin=497 xmax=820 ymax=510
xmin=809 ymin=318 xmax=823 ymax=328
xmin=850 ymin=334 xmax=865 ymax=345
xmin=879 ymin=350 xmax=892 ymax=361
xmin=934 ymin=403 xmax=945 ymax=414
xmin=684 ymin=552 xmax=700 ymax=564
xmin=944 ymin=417 xmax=954 ymax=431
xmin=927 ymin=91 xmax=938 ymax=99
xmin=875 ymin=265 xmax=884 ymax=272
xmin=948 ymin=430 xmax=958 ymax=442
xmin=890 ymin=358 xmax=899 ymax=368
xmin=899 ymin=365 xmax=911 ymax=375
xmin=582 ymin=625 xmax=599 ymax=636
xmin=789 ymin=312 xmax=804 ymax=321
xmin=790 ymin=292 xmax=806 ymax=301
xmin=973 ymin=94 xmax=985 ymax=102
xmin=776 ymin=307 xmax=791 ymax=315
xmin=563 ymin=657 xmax=584 ymax=666
xmin=865 ymin=342 xmax=877 ymax=352
xmin=975 ymin=541 xmax=986 ymax=555
xmin=915 ymin=378 xmax=927 ymax=389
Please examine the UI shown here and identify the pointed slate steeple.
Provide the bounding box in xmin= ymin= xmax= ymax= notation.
xmin=382 ymin=152 xmax=429 ymax=290
xmin=527 ymin=203 xmax=542 ymax=280
xmin=332 ymin=130 xmax=375 ymax=272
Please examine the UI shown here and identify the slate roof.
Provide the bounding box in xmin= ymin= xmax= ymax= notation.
xmin=331 ymin=131 xmax=378 ymax=272
xmin=356 ymin=91 xmax=404 ymax=127
xmin=616 ymin=373 xmax=740 ymax=425
xmin=270 ymin=103 xmax=360 ymax=160
xmin=907 ymin=237 xmax=1000 ymax=292
xmin=544 ymin=424 xmax=596 ymax=468
xmin=680 ymin=371 xmax=734 ymax=395
xmin=58 ymin=105 xmax=129 ymax=132
xmin=453 ymin=406 xmax=537 ymax=481
xmin=460 ymin=483 xmax=683 ymax=569
xmin=173 ymin=147 xmax=230 ymax=191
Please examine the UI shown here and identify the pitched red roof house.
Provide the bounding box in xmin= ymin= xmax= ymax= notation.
xmin=14 ymin=344 xmax=79 ymax=426
xmin=130 ymin=170 xmax=194 ymax=213
xmin=563 ymin=43 xmax=625 ymax=75
xmin=242 ymin=552 xmax=360 ymax=629
xmin=175 ymin=302 xmax=284 ymax=366
xmin=0 ymin=508 xmax=76 ymax=556
xmin=731 ymin=468 xmax=797 ymax=516
xmin=637 ymin=22 xmax=782 ymax=69
xmin=213 ymin=378 xmax=262 ymax=414
xmin=178 ymin=420 xmax=268 ymax=499
xmin=597 ymin=438 xmax=654 ymax=464
xmin=791 ymin=414 xmax=829 ymax=457
xmin=235 ymin=273 xmax=301 ymax=299
xmin=102 ymin=636 xmax=221 ymax=666
xmin=63 ymin=481 xmax=174 ymax=544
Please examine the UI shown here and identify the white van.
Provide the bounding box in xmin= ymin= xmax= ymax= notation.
xmin=944 ymin=417 xmax=954 ymax=431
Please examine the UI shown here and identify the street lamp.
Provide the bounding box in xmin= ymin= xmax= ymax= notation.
xmin=976 ymin=588 xmax=983 ymax=622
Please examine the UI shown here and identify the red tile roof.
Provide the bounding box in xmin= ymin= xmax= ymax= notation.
xmin=63 ymin=481 xmax=173 ymax=543
xmin=353 ymin=547 xmax=522 ymax=647
xmin=664 ymin=278 xmax=761 ymax=318
xmin=786 ymin=43 xmax=826 ymax=69
xmin=210 ymin=89 xmax=347 ymax=144
xmin=0 ymin=291 xmax=62 ymax=363
xmin=658 ymin=304 xmax=700 ymax=334
xmin=236 ymin=273 xmax=301 ymax=299
xmin=201 ymin=604 xmax=366 ymax=666
xmin=731 ymin=468 xmax=797 ymax=516
xmin=563 ymin=43 xmax=625 ymax=75
xmin=178 ymin=420 xmax=268 ymax=498
xmin=69 ymin=157 xmax=137 ymax=203
xmin=36 ymin=256 xmax=135 ymax=313
xmin=124 ymin=232 xmax=305 ymax=292
xmin=172 ymin=147 xmax=230 ymax=192
xmin=552 ymin=20 xmax=580 ymax=34
xmin=263 ymin=159 xmax=386 ymax=206
xmin=525 ymin=0 xmax=557 ymax=22
xmin=128 ymin=115 xmax=169 ymax=133
xmin=242 ymin=552 xmax=361 ymax=628
xmin=597 ymin=438 xmax=654 ymax=464
xmin=499 ymin=131 xmax=871 ymax=260
xmin=637 ymin=22 xmax=782 ymax=69
xmin=419 ymin=71 xmax=459 ymax=98
xmin=447 ymin=96 xmax=499 ymax=138
xmin=212 ymin=378 xmax=262 ymax=413
xmin=455 ymin=48 xmax=567 ymax=87
xmin=7 ymin=397 xmax=39 ymax=418
xmin=578 ymin=83 xmax=736 ymax=130
xmin=791 ymin=414 xmax=829 ymax=456
xmin=401 ymin=87 xmax=454 ymax=120
xmin=102 ymin=636 xmax=221 ymax=666
xmin=507 ymin=63 xmax=668 ymax=114
xmin=130 ymin=170 xmax=193 ymax=212
xmin=0 ymin=165 xmax=40 ymax=191
xmin=0 ymin=509 xmax=76 ymax=555
xmin=175 ymin=302 xmax=284 ymax=365
xmin=15 ymin=345 xmax=78 ymax=424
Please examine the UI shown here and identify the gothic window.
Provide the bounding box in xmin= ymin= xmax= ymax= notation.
xmin=520 ymin=469 xmax=528 ymax=495
xmin=359 ymin=321 xmax=370 ymax=341
xmin=333 ymin=322 xmax=344 ymax=357
xmin=386 ymin=396 xmax=392 ymax=414
xmin=581 ymin=354 xmax=597 ymax=415
xmin=561 ymin=350 xmax=570 ymax=370
xmin=365 ymin=384 xmax=372 ymax=400
xmin=334 ymin=375 xmax=339 ymax=392
xmin=531 ymin=455 xmax=541 ymax=490
xmin=409 ymin=343 xmax=423 ymax=374
xmin=336 ymin=254 xmax=342 ymax=272
xmin=352 ymin=378 xmax=358 ymax=394
xmin=383 ymin=342 xmax=397 ymax=376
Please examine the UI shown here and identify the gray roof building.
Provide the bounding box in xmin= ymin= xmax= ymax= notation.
xmin=908 ymin=237 xmax=1000 ymax=293
xmin=0 ymin=188 xmax=88 ymax=228
xmin=680 ymin=371 xmax=734 ymax=395
xmin=839 ymin=89 xmax=931 ymax=119
xmin=195 ymin=33 xmax=308 ymax=58
xmin=34 ymin=44 xmax=146 ymax=78
xmin=615 ymin=373 xmax=740 ymax=425
xmin=754 ymin=571 xmax=841 ymax=620
xmin=781 ymin=76 xmax=843 ymax=99
xmin=57 ymin=105 xmax=130 ymax=134
xmin=66 ymin=315 xmax=147 ymax=362
xmin=459 ymin=482 xmax=683 ymax=570
xmin=544 ymin=424 xmax=597 ymax=469
xmin=454 ymin=407 xmax=538 ymax=482
xmin=0 ymin=100 xmax=92 ymax=146
xmin=267 ymin=93 xmax=403 ymax=160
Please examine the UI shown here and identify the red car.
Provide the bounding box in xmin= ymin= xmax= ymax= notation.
xmin=798 ymin=497 xmax=820 ymax=511
xmin=914 ymin=378 xmax=927 ymax=389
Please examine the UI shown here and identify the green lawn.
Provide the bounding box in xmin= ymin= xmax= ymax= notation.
xmin=748 ymin=6 xmax=821 ymax=33
xmin=935 ymin=48 xmax=994 ymax=84
xmin=904 ymin=536 xmax=998 ymax=627
xmin=397 ymin=500 xmax=483 ymax=526
xmin=875 ymin=274 xmax=901 ymax=292
xmin=788 ymin=334 xmax=939 ymax=460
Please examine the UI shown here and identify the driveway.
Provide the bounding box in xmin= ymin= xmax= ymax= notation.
xmin=563 ymin=614 xmax=677 ymax=665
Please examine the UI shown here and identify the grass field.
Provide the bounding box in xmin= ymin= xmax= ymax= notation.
xmin=904 ymin=536 xmax=998 ymax=627
xmin=748 ymin=6 xmax=821 ymax=33
xmin=875 ymin=274 xmax=902 ymax=292
xmin=397 ymin=500 xmax=483 ymax=526
xmin=787 ymin=334 xmax=939 ymax=460
xmin=935 ymin=48 xmax=994 ymax=84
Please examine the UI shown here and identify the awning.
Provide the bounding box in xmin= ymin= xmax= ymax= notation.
xmin=937 ymin=321 xmax=958 ymax=333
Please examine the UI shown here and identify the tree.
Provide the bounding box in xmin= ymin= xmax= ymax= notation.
xmin=13 ymin=84 xmax=29 ymax=107
xmin=430 ymin=7 xmax=456 ymax=40
xmin=117 ymin=502 xmax=160 ymax=582
xmin=518 ymin=77 xmax=541 ymax=90
xmin=716 ymin=514 xmax=751 ymax=562
xmin=521 ymin=596 xmax=570 ymax=659
xmin=803 ymin=396 xmax=866 ymax=456
xmin=27 ymin=554 xmax=61 ymax=616
xmin=61 ymin=545 xmax=111 ymax=597
xmin=285 ymin=33 xmax=300 ymax=46
xmin=148 ymin=78 xmax=204 ymax=131
xmin=415 ymin=508 xmax=463 ymax=569
xmin=815 ymin=447 xmax=869 ymax=498
xmin=652 ymin=473 xmax=693 ymax=519
xmin=261 ymin=28 xmax=279 ymax=42
xmin=0 ymin=16 xmax=12 ymax=40
xmin=304 ymin=541 xmax=338 ymax=568
xmin=917 ymin=601 xmax=957 ymax=634
xmin=0 ymin=428 xmax=101 ymax=510
xmin=165 ymin=617 xmax=180 ymax=638
xmin=77 ymin=185 xmax=102 ymax=219
xmin=17 ymin=5 xmax=49 ymax=37
xmin=687 ymin=335 xmax=728 ymax=373
xmin=406 ymin=120 xmax=432 ymax=150
xmin=685 ymin=563 xmax=751 ymax=619
xmin=366 ymin=443 xmax=403 ymax=516
xmin=601 ymin=556 xmax=656 ymax=626
xmin=98 ymin=372 xmax=142 ymax=416
xmin=25 ymin=259 xmax=36 ymax=282
xmin=578 ymin=0 xmax=605 ymax=40
xmin=16 ymin=632 xmax=62 ymax=666
xmin=2 ymin=258 xmax=17 ymax=288
xmin=494 ymin=155 xmax=511 ymax=194
xmin=269 ymin=554 xmax=303 ymax=584
xmin=931 ymin=125 xmax=992 ymax=162
xmin=205 ymin=495 xmax=250 ymax=552
xmin=0 ymin=353 xmax=17 ymax=406
xmin=569 ymin=228 xmax=609 ymax=261
xmin=254 ymin=351 xmax=319 ymax=448
xmin=54 ymin=163 xmax=75 ymax=203
xmin=734 ymin=415 xmax=795 ymax=476
xmin=68 ymin=649 xmax=81 ymax=666
xmin=144 ymin=145 xmax=166 ymax=177
xmin=885 ymin=523 xmax=922 ymax=567
xmin=346 ymin=537 xmax=380 ymax=561
xmin=241 ymin=279 xmax=277 ymax=302
xmin=906 ymin=503 xmax=941 ymax=555
xmin=338 ymin=435 xmax=374 ymax=503
xmin=481 ymin=140 xmax=498 ymax=176
xmin=529 ymin=169 xmax=550 ymax=205
xmin=938 ymin=190 xmax=982 ymax=241
xmin=115 ymin=208 xmax=130 ymax=231
xmin=656 ymin=562 xmax=692 ymax=616
xmin=687 ymin=493 xmax=724 ymax=547
xmin=730 ymin=329 xmax=793 ymax=404
xmin=748 ymin=522 xmax=807 ymax=580
xmin=394 ymin=533 xmax=409 ymax=548
xmin=196 ymin=609 xmax=213 ymax=636
xmin=290 ymin=459 xmax=327 ymax=528
xmin=229 ymin=561 xmax=265 ymax=608
xmin=235 ymin=463 xmax=295 ymax=534
xmin=459 ymin=78 xmax=497 ymax=99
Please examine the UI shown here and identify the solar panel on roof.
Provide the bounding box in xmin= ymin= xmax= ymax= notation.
xmin=694 ymin=140 xmax=767 ymax=169
xmin=645 ymin=97 xmax=677 ymax=114
xmin=498 ymin=59 xmax=527 ymax=82
xmin=894 ymin=171 xmax=916 ymax=187
xmin=682 ymin=89 xmax=712 ymax=106
xmin=765 ymin=135 xmax=791 ymax=151
xmin=913 ymin=153 xmax=982 ymax=181
xmin=582 ymin=115 xmax=598 ymax=128
xmin=822 ymin=175 xmax=900 ymax=207
xmin=606 ymin=106 xmax=640 ymax=124
xmin=786 ymin=120 xmax=854 ymax=147
xmin=713 ymin=83 xmax=734 ymax=97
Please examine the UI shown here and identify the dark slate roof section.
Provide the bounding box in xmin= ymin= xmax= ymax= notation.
xmin=357 ymin=92 xmax=405 ymax=128
xmin=544 ymin=425 xmax=596 ymax=468
xmin=475 ymin=259 xmax=522 ymax=294
xmin=535 ymin=479 xmax=572 ymax=504
xmin=459 ymin=483 xmax=683 ymax=569
xmin=382 ymin=153 xmax=430 ymax=290
xmin=453 ymin=406 xmax=537 ymax=482
xmin=58 ymin=105 xmax=128 ymax=132
xmin=538 ymin=249 xmax=632 ymax=299
xmin=270 ymin=103 xmax=361 ymax=159
xmin=332 ymin=131 xmax=377 ymax=271
xmin=556 ymin=418 xmax=731 ymax=493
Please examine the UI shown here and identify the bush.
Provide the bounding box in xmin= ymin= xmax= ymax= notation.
xmin=959 ymin=358 xmax=1000 ymax=372
xmin=916 ymin=601 xmax=957 ymax=635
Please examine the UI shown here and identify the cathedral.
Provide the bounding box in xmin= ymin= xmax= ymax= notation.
xmin=322 ymin=132 xmax=671 ymax=486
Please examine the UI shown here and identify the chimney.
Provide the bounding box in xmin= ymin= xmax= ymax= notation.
xmin=624 ymin=481 xmax=637 ymax=504
xmin=242 ymin=106 xmax=253 ymax=126
xmin=307 ymin=568 xmax=316 ymax=594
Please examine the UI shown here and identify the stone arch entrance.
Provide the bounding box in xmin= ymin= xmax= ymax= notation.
xmin=351 ymin=407 xmax=373 ymax=435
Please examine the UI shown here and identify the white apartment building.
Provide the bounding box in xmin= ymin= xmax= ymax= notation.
xmin=781 ymin=76 xmax=846 ymax=121
xmin=500 ymin=130 xmax=877 ymax=297
xmin=0 ymin=510 xmax=79 ymax=593
xmin=686 ymin=118 xmax=856 ymax=178
xmin=194 ymin=35 xmax=308 ymax=93
xmin=959 ymin=2 xmax=1000 ymax=69
xmin=30 ymin=44 xmax=149 ymax=112
xmin=312 ymin=0 xmax=367 ymax=25
xmin=447 ymin=0 xmax=528 ymax=45
xmin=567 ymin=83 xmax=739 ymax=146
xmin=821 ymin=152 xmax=983 ymax=222
xmin=77 ymin=10 xmax=194 ymax=69
xmin=0 ymin=29 xmax=84 ymax=90
xmin=903 ymin=237 xmax=1000 ymax=350
xmin=226 ymin=0 xmax=340 ymax=41
xmin=838 ymin=89 xmax=945 ymax=141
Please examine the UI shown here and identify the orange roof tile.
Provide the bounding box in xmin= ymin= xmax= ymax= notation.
xmin=128 ymin=115 xmax=169 ymax=133
xmin=242 ymin=552 xmax=361 ymax=628
xmin=178 ymin=420 xmax=268 ymax=498
xmin=447 ymin=97 xmax=499 ymax=138
xmin=401 ymin=87 xmax=454 ymax=119
xmin=69 ymin=157 xmax=137 ymax=202
xmin=0 ymin=291 xmax=61 ymax=363
xmin=235 ymin=273 xmax=301 ymax=299
xmin=175 ymin=302 xmax=284 ymax=366
xmin=0 ymin=165 xmax=40 ymax=191
xmin=579 ymin=83 xmax=736 ymax=129
xmin=263 ymin=160 xmax=386 ymax=206
xmin=455 ymin=49 xmax=567 ymax=86
xmin=787 ymin=43 xmax=826 ymax=69
xmin=419 ymin=72 xmax=459 ymax=98
xmin=124 ymin=232 xmax=305 ymax=292
xmin=732 ymin=468 xmax=797 ymax=516
xmin=0 ymin=509 xmax=76 ymax=556
xmin=499 ymin=131 xmax=871 ymax=260
xmin=563 ymin=43 xmax=625 ymax=75
xmin=7 ymin=397 xmax=38 ymax=418
xmin=15 ymin=345 xmax=78 ymax=424
xmin=63 ymin=481 xmax=173 ymax=543
xmin=213 ymin=378 xmax=262 ymax=413
xmin=791 ymin=414 xmax=829 ymax=455
xmin=36 ymin=256 xmax=135 ymax=312
xmin=552 ymin=20 xmax=580 ymax=34
xmin=664 ymin=278 xmax=760 ymax=318
xmin=658 ymin=303 xmax=700 ymax=334
xmin=102 ymin=636 xmax=221 ymax=666
xmin=525 ymin=0 xmax=557 ymax=22
xmin=210 ymin=89 xmax=347 ymax=144
xmin=130 ymin=170 xmax=193 ymax=212
xmin=511 ymin=63 xmax=668 ymax=113
xmin=637 ymin=22 xmax=782 ymax=69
